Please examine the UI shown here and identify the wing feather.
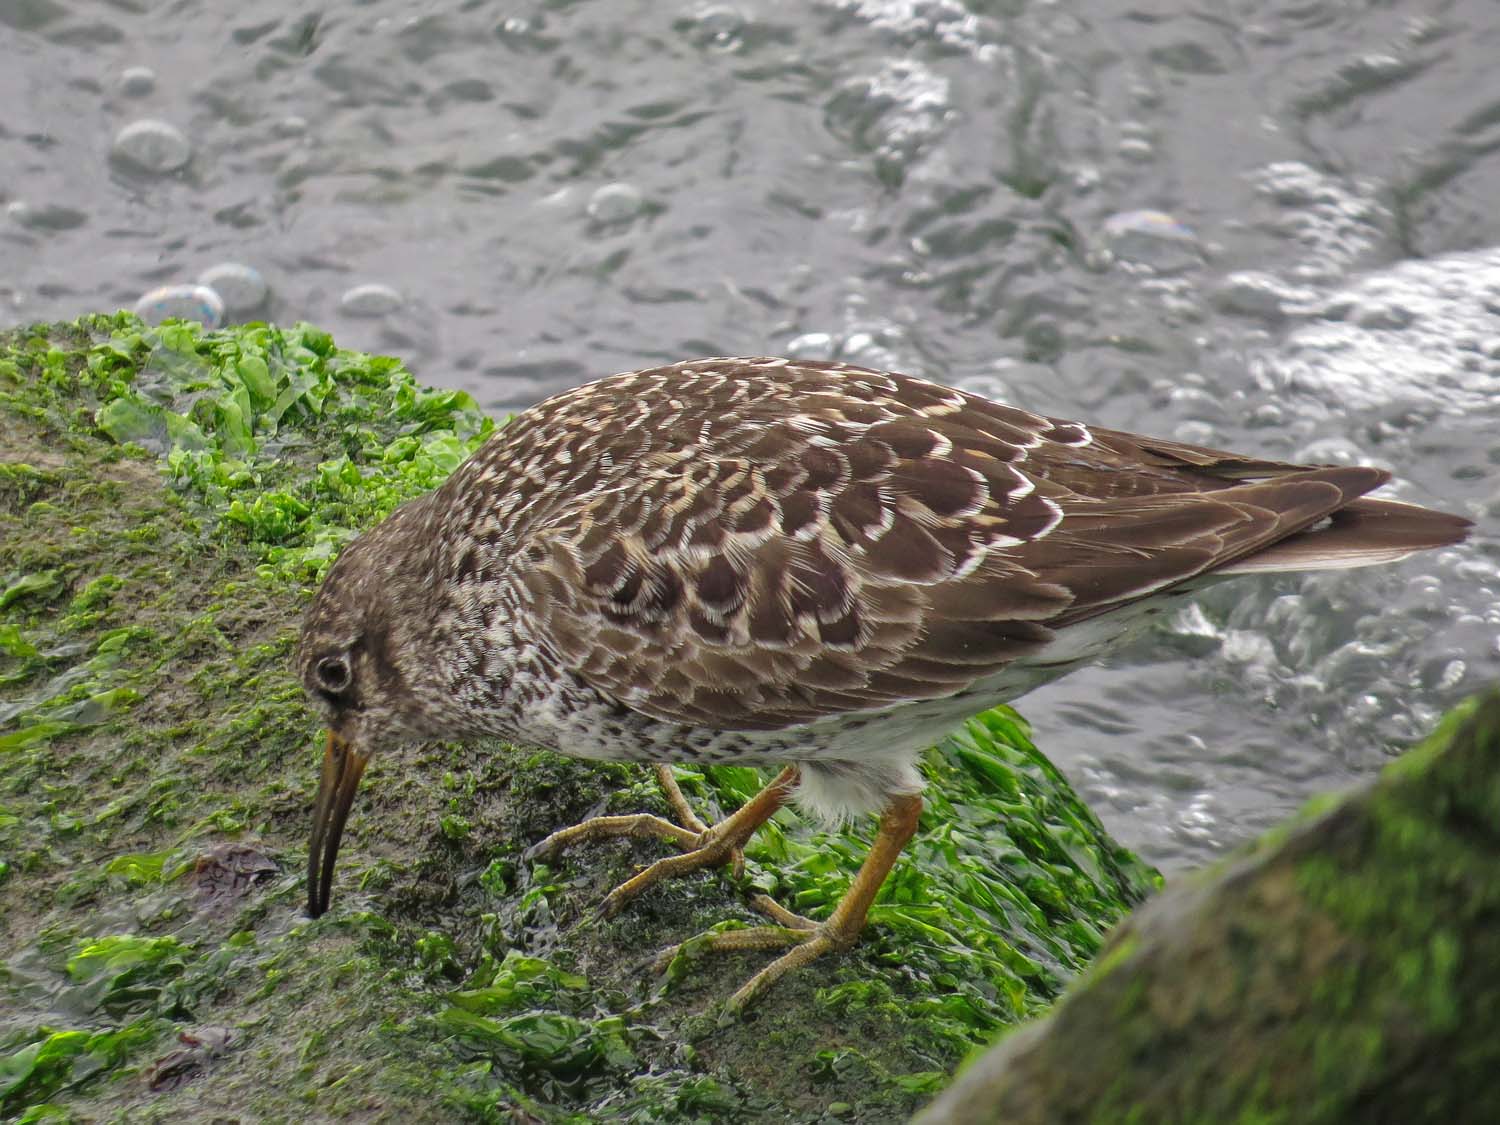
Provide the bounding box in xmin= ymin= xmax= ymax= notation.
xmin=477 ymin=359 xmax=1439 ymax=730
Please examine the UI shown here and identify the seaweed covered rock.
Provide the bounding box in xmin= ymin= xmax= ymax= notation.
xmin=0 ymin=316 xmax=1155 ymax=1122
xmin=916 ymin=690 xmax=1500 ymax=1125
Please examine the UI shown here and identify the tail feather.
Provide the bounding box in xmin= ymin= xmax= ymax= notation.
xmin=1218 ymin=498 xmax=1472 ymax=575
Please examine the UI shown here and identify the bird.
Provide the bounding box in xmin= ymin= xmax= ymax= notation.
xmin=297 ymin=357 xmax=1470 ymax=1011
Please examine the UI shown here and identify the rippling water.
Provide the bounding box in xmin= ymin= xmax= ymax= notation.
xmin=3 ymin=0 xmax=1495 ymax=870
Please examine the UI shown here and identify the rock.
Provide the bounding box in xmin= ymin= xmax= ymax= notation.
xmin=915 ymin=691 xmax=1500 ymax=1124
xmin=0 ymin=314 xmax=1154 ymax=1123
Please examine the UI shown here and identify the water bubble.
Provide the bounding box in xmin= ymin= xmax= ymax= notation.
xmin=196 ymin=263 xmax=268 ymax=315
xmin=340 ymin=283 xmax=403 ymax=317
xmin=111 ymin=119 xmax=192 ymax=174
xmin=1425 ymin=657 xmax=1467 ymax=692
xmin=6 ymin=201 xmax=88 ymax=231
xmin=134 ymin=284 xmax=224 ymax=328
xmin=1246 ymin=402 xmax=1285 ymax=428
xmin=1350 ymin=300 xmax=1415 ymax=330
xmin=119 ymin=67 xmax=156 ymax=97
xmin=1404 ymin=574 xmax=1449 ymax=616
xmin=587 ymin=182 xmax=644 ymax=225
xmin=1173 ymin=420 xmax=1217 ymax=446
xmin=1103 ymin=210 xmax=1202 ymax=272
xmin=682 ymin=6 xmax=744 ymax=50
xmin=954 ymin=373 xmax=1013 ymax=406
xmin=1251 ymin=162 xmax=1385 ymax=281
xmin=785 ymin=332 xmax=835 ymax=360
xmin=1293 ymin=436 xmax=1367 ymax=465
xmin=272 ymin=116 xmax=309 ymax=139
xmin=1213 ymin=271 xmax=1317 ymax=322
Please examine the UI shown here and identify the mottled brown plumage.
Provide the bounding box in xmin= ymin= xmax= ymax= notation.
xmin=298 ymin=357 xmax=1470 ymax=1009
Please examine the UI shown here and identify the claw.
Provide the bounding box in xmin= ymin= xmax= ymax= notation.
xmin=651 ymin=793 xmax=925 ymax=1012
xmin=525 ymin=767 xmax=923 ymax=1012
xmin=529 ymin=766 xmax=799 ymax=914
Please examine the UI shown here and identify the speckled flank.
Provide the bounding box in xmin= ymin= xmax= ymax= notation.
xmin=298 ymin=356 xmax=1468 ymax=820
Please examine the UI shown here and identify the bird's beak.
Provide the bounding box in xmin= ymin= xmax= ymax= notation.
xmin=307 ymin=729 xmax=369 ymax=918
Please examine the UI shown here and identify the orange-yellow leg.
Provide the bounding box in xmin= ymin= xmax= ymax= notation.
xmin=525 ymin=765 xmax=802 ymax=920
xmin=651 ymin=766 xmax=814 ymax=925
xmin=654 ymin=793 xmax=924 ymax=1012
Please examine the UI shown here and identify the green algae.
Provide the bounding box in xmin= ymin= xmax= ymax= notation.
xmin=0 ymin=315 xmax=1156 ymax=1121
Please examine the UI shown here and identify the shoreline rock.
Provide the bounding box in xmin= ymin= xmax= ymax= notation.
xmin=917 ymin=690 xmax=1500 ymax=1124
xmin=0 ymin=315 xmax=1154 ymax=1122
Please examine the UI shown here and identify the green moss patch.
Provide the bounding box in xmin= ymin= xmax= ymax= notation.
xmin=1 ymin=315 xmax=1156 ymax=1122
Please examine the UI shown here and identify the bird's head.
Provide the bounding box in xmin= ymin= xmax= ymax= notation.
xmin=296 ymin=501 xmax=436 ymax=918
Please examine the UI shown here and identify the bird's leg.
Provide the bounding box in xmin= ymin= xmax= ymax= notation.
xmin=653 ymin=792 xmax=923 ymax=1013
xmin=526 ymin=765 xmax=804 ymax=920
xmin=652 ymin=764 xmax=712 ymax=834
xmin=649 ymin=766 xmax=817 ymax=929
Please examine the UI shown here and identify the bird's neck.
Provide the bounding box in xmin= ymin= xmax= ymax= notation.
xmin=387 ymin=493 xmax=531 ymax=740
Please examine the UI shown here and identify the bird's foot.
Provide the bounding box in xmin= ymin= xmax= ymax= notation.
xmin=651 ymin=792 xmax=925 ymax=1014
xmin=524 ymin=765 xmax=803 ymax=920
xmin=653 ymin=918 xmax=851 ymax=1015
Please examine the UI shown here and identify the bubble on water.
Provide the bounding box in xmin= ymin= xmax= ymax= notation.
xmin=340 ymin=283 xmax=403 ymax=317
xmin=785 ymin=332 xmax=835 ymax=360
xmin=1176 ymin=790 xmax=1220 ymax=844
xmin=1251 ymin=162 xmax=1385 ymax=281
xmin=831 ymin=0 xmax=995 ymax=57
xmin=839 ymin=329 xmax=903 ymax=372
xmin=1425 ymin=657 xmax=1467 ymax=692
xmin=1293 ymin=436 xmax=1368 ymax=465
xmin=1220 ymin=629 xmax=1276 ymax=672
xmin=1245 ymin=402 xmax=1285 ymax=429
xmin=1170 ymin=420 xmax=1218 ymax=447
xmin=586 ymin=182 xmax=644 ymax=225
xmin=680 ymin=5 xmax=745 ymax=51
xmin=196 ymin=263 xmax=268 ymax=315
xmin=1164 ymin=602 xmax=1222 ymax=657
xmin=953 ymin=373 xmax=1014 ymax=405
xmin=1403 ymin=574 xmax=1449 ymax=617
xmin=135 ymin=284 xmax=224 ymax=328
xmin=1350 ymin=300 xmax=1415 ymax=330
xmin=1253 ymin=246 xmax=1500 ymax=416
xmin=119 ymin=67 xmax=156 ymax=97
xmin=1212 ymin=271 xmax=1318 ymax=322
xmin=1165 ymin=384 xmax=1228 ymax=422
xmin=826 ymin=58 xmax=952 ymax=178
xmin=1102 ymin=210 xmax=1203 ymax=272
xmin=6 ymin=201 xmax=88 ymax=231
xmin=1172 ymin=420 xmax=1217 ymax=446
xmin=111 ymin=119 xmax=192 ymax=174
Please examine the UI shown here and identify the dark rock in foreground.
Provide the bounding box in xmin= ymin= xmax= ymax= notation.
xmin=918 ymin=690 xmax=1500 ymax=1125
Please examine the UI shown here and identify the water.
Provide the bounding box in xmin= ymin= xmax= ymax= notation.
xmin=2 ymin=0 xmax=1495 ymax=871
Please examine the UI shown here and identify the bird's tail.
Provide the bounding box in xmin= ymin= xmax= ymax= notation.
xmin=1217 ymin=497 xmax=1471 ymax=574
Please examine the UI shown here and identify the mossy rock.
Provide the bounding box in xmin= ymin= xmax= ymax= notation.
xmin=0 ymin=316 xmax=1156 ymax=1122
xmin=917 ymin=690 xmax=1500 ymax=1125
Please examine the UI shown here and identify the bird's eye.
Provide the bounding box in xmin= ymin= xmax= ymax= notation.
xmin=315 ymin=655 xmax=352 ymax=694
